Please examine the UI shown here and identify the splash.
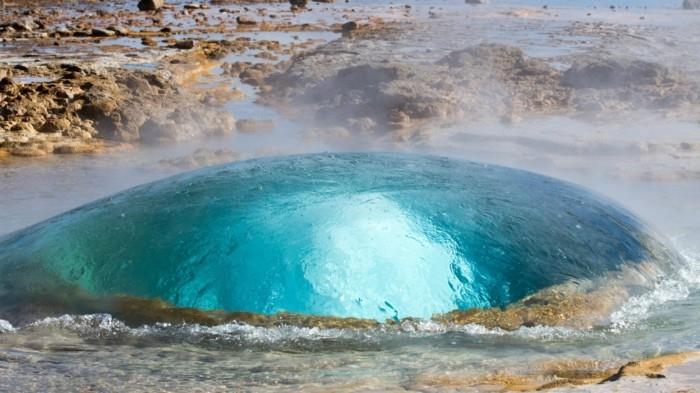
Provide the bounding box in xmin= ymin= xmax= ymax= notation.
xmin=0 ymin=153 xmax=679 ymax=323
xmin=610 ymin=244 xmax=700 ymax=330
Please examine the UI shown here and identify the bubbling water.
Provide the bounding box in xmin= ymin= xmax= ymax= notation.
xmin=0 ymin=153 xmax=679 ymax=323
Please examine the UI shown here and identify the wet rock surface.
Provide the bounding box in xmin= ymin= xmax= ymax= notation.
xmin=0 ymin=64 xmax=235 ymax=156
xmin=0 ymin=0 xmax=367 ymax=157
xmin=138 ymin=0 xmax=164 ymax=12
xmin=411 ymin=353 xmax=700 ymax=392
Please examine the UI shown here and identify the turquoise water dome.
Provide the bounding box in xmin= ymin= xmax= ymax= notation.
xmin=0 ymin=153 xmax=670 ymax=321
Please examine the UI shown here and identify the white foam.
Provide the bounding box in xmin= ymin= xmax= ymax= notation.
xmin=27 ymin=314 xmax=130 ymax=335
xmin=7 ymin=312 xmax=596 ymax=344
xmin=610 ymin=243 xmax=700 ymax=331
xmin=0 ymin=319 xmax=14 ymax=333
xmin=391 ymin=319 xmax=591 ymax=341
xmin=130 ymin=321 xmax=366 ymax=344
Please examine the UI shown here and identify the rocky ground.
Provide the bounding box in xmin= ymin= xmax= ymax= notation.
xmin=2 ymin=1 xmax=699 ymax=172
xmin=0 ymin=0 xmax=401 ymax=158
xmin=0 ymin=61 xmax=238 ymax=156
xmin=260 ymin=19 xmax=700 ymax=140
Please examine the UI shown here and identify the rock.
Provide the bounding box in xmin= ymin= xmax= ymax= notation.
xmin=11 ymin=20 xmax=34 ymax=32
xmin=81 ymin=90 xmax=119 ymax=117
xmin=0 ymin=76 xmax=16 ymax=91
xmin=174 ymin=39 xmax=195 ymax=50
xmin=8 ymin=144 xmax=53 ymax=157
xmin=683 ymin=0 xmax=700 ymax=9
xmin=39 ymin=117 xmax=72 ymax=133
xmin=141 ymin=37 xmax=157 ymax=47
xmin=236 ymin=16 xmax=258 ymax=25
xmin=55 ymin=27 xmax=72 ymax=36
xmin=1 ymin=63 xmax=238 ymax=158
xmin=91 ymin=28 xmax=115 ymax=37
xmin=341 ymin=21 xmax=358 ymax=33
xmin=107 ymin=26 xmax=130 ymax=36
xmin=235 ymin=119 xmax=274 ymax=132
xmin=389 ymin=110 xmax=411 ymax=129
xmin=0 ymin=85 xmax=19 ymax=96
xmin=290 ymin=0 xmax=308 ymax=8
xmin=222 ymin=62 xmax=250 ymax=77
xmin=261 ymin=43 xmax=570 ymax=133
xmin=158 ymin=148 xmax=241 ymax=170
xmin=183 ymin=3 xmax=202 ymax=9
xmin=53 ymin=142 xmax=99 ymax=155
xmin=138 ymin=0 xmax=164 ymax=11
xmin=60 ymin=63 xmax=83 ymax=73
xmin=563 ymin=58 xmax=671 ymax=89
xmin=239 ymin=68 xmax=266 ymax=86
xmin=138 ymin=118 xmax=175 ymax=144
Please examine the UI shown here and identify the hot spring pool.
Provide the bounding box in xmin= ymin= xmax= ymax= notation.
xmin=0 ymin=153 xmax=679 ymax=324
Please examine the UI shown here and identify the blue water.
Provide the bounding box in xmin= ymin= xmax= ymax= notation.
xmin=0 ymin=153 xmax=675 ymax=322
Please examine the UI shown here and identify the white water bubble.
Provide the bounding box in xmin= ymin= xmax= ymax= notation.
xmin=609 ymin=241 xmax=700 ymax=331
xmin=0 ymin=319 xmax=15 ymax=333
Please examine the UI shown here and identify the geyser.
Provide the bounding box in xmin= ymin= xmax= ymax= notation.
xmin=0 ymin=153 xmax=674 ymax=321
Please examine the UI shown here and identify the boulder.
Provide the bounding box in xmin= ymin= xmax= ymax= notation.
xmin=141 ymin=37 xmax=157 ymax=47
xmin=11 ymin=20 xmax=35 ymax=32
xmin=235 ymin=119 xmax=274 ymax=132
xmin=174 ymin=39 xmax=195 ymax=50
xmin=290 ymin=0 xmax=308 ymax=8
xmin=40 ymin=117 xmax=72 ymax=134
xmin=55 ymin=27 xmax=72 ymax=36
xmin=563 ymin=58 xmax=671 ymax=89
xmin=108 ymin=26 xmax=130 ymax=36
xmin=91 ymin=28 xmax=115 ymax=37
xmin=341 ymin=21 xmax=358 ymax=33
xmin=138 ymin=118 xmax=175 ymax=144
xmin=138 ymin=0 xmax=164 ymax=11
xmin=236 ymin=16 xmax=258 ymax=25
xmin=0 ymin=76 xmax=16 ymax=90
xmin=239 ymin=68 xmax=266 ymax=85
